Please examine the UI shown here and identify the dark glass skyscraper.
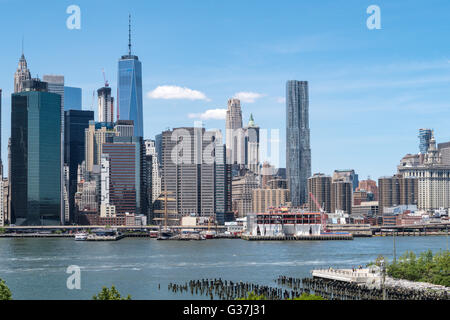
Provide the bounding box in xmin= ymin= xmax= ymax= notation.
xmin=11 ymin=79 xmax=61 ymax=225
xmin=118 ymin=16 xmax=143 ymax=137
xmin=64 ymin=110 xmax=94 ymax=222
xmin=286 ymin=80 xmax=311 ymax=207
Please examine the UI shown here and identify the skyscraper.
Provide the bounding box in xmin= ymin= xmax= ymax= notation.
xmin=102 ymin=136 xmax=146 ymax=215
xmin=419 ymin=128 xmax=432 ymax=154
xmin=118 ymin=15 xmax=143 ymax=137
xmin=11 ymin=79 xmax=61 ymax=225
xmin=64 ymin=110 xmax=94 ymax=223
xmin=97 ymin=85 xmax=114 ymax=124
xmin=160 ymin=128 xmax=230 ymax=222
xmin=308 ymin=173 xmax=332 ymax=213
xmin=225 ymin=98 xmax=244 ymax=165
xmin=43 ymin=75 xmax=65 ymax=224
xmin=14 ymin=52 xmax=31 ymax=93
xmin=286 ymin=80 xmax=311 ymax=207
xmin=64 ymin=86 xmax=82 ymax=111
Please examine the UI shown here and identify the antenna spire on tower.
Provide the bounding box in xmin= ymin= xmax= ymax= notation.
xmin=128 ymin=14 xmax=132 ymax=55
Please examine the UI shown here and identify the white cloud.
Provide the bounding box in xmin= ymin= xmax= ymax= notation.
xmin=233 ymin=91 xmax=265 ymax=103
xmin=276 ymin=97 xmax=286 ymax=104
xmin=147 ymin=85 xmax=210 ymax=101
xmin=188 ymin=108 xmax=227 ymax=120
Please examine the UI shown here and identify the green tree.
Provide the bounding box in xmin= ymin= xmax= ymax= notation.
xmin=385 ymin=250 xmax=449 ymax=287
xmin=0 ymin=278 xmax=12 ymax=300
xmin=92 ymin=285 xmax=131 ymax=300
xmin=237 ymin=291 xmax=325 ymax=300
xmin=236 ymin=291 xmax=267 ymax=300
xmin=291 ymin=293 xmax=325 ymax=300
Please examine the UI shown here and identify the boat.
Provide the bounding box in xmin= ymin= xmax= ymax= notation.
xmin=204 ymin=230 xmax=216 ymax=239
xmin=157 ymin=229 xmax=174 ymax=240
xmin=149 ymin=230 xmax=159 ymax=238
xmin=74 ymin=232 xmax=88 ymax=241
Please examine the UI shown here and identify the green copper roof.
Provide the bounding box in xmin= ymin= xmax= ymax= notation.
xmin=248 ymin=113 xmax=256 ymax=126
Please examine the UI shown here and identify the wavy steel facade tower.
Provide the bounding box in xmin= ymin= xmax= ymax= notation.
xmin=118 ymin=15 xmax=143 ymax=137
xmin=286 ymin=80 xmax=311 ymax=207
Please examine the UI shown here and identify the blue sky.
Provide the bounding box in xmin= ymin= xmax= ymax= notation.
xmin=1 ymin=0 xmax=450 ymax=180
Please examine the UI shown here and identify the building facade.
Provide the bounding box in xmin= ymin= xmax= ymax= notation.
xmin=286 ymin=80 xmax=311 ymax=207
xmin=11 ymin=79 xmax=61 ymax=225
xmin=252 ymin=188 xmax=290 ymax=213
xmin=307 ymin=173 xmax=332 ymax=213
xmin=97 ymin=86 xmax=114 ymax=124
xmin=64 ymin=110 xmax=94 ymax=223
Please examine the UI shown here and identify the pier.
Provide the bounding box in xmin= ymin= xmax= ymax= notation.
xmin=241 ymin=234 xmax=353 ymax=241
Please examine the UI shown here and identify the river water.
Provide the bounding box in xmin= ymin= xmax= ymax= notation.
xmin=0 ymin=236 xmax=447 ymax=299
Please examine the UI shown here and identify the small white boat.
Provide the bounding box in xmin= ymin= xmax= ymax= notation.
xmin=74 ymin=232 xmax=88 ymax=241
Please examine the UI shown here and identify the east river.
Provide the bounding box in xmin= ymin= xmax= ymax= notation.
xmin=0 ymin=236 xmax=447 ymax=299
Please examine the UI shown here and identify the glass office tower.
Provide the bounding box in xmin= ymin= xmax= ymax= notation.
xmin=64 ymin=86 xmax=82 ymax=111
xmin=11 ymin=79 xmax=61 ymax=225
xmin=64 ymin=110 xmax=94 ymax=223
xmin=118 ymin=55 xmax=143 ymax=137
xmin=286 ymin=80 xmax=311 ymax=207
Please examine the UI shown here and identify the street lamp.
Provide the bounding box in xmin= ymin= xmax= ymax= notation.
xmin=380 ymin=258 xmax=386 ymax=300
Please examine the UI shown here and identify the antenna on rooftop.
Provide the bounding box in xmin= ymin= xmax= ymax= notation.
xmin=128 ymin=14 xmax=132 ymax=55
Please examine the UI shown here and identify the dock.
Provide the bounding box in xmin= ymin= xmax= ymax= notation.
xmin=241 ymin=234 xmax=353 ymax=241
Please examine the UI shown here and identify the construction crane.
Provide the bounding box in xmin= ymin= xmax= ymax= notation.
xmin=102 ymin=68 xmax=109 ymax=87
xmin=309 ymin=192 xmax=329 ymax=233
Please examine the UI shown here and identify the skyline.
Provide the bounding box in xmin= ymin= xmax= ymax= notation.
xmin=1 ymin=1 xmax=450 ymax=181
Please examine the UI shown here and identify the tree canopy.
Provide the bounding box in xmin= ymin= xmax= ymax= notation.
xmin=92 ymin=285 xmax=131 ymax=300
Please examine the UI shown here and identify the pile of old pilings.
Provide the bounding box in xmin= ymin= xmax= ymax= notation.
xmin=166 ymin=276 xmax=448 ymax=300
xmin=276 ymin=276 xmax=448 ymax=300
xmin=167 ymin=278 xmax=306 ymax=300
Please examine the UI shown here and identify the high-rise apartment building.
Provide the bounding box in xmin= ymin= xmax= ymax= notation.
xmin=333 ymin=169 xmax=359 ymax=191
xmin=419 ymin=128 xmax=432 ymax=154
xmin=118 ymin=16 xmax=143 ymax=137
xmin=378 ymin=175 xmax=418 ymax=214
xmin=145 ymin=139 xmax=162 ymax=202
xmin=286 ymin=80 xmax=311 ymax=207
xmin=307 ymin=173 xmax=332 ymax=213
xmin=97 ymin=86 xmax=114 ymax=124
xmin=252 ymin=188 xmax=290 ymax=213
xmin=11 ymin=79 xmax=61 ymax=225
xmin=331 ymin=180 xmax=353 ymax=215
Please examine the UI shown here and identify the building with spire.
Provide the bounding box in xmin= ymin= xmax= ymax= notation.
xmin=245 ymin=113 xmax=260 ymax=174
xmin=225 ymin=98 xmax=244 ymax=165
xmin=14 ymin=50 xmax=31 ymax=93
xmin=397 ymin=130 xmax=450 ymax=212
xmin=118 ymin=15 xmax=143 ymax=137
